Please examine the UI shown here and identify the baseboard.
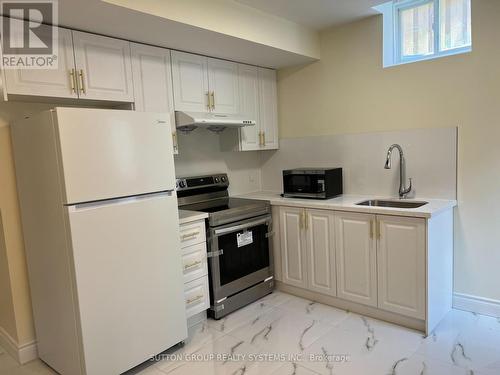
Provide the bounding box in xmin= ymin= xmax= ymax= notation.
xmin=453 ymin=292 xmax=500 ymax=318
xmin=0 ymin=326 xmax=38 ymax=364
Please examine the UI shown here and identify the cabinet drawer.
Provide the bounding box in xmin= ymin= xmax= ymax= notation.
xmin=184 ymin=277 xmax=210 ymax=318
xmin=179 ymin=220 xmax=205 ymax=248
xmin=181 ymin=243 xmax=208 ymax=283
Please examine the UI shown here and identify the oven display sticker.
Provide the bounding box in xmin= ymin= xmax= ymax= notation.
xmin=237 ymin=231 xmax=253 ymax=247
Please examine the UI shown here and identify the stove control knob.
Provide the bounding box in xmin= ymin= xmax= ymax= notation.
xmin=221 ymin=176 xmax=227 ymax=183
xmin=214 ymin=177 xmax=220 ymax=183
xmin=178 ymin=180 xmax=186 ymax=188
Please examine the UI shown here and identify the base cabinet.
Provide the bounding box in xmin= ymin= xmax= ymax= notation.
xmin=279 ymin=207 xmax=336 ymax=296
xmin=306 ymin=209 xmax=336 ymax=296
xmin=275 ymin=204 xmax=450 ymax=332
xmin=279 ymin=207 xmax=307 ymax=288
xmin=377 ymin=215 xmax=426 ymax=319
xmin=335 ymin=212 xmax=377 ymax=307
xmin=179 ymin=219 xmax=210 ymax=319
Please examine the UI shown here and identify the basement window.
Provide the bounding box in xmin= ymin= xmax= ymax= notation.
xmin=375 ymin=0 xmax=472 ymax=67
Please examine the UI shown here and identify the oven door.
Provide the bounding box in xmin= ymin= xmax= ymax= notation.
xmin=208 ymin=214 xmax=274 ymax=303
xmin=283 ymin=173 xmax=326 ymax=197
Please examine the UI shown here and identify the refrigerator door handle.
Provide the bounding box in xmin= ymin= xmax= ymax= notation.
xmin=68 ymin=190 xmax=174 ymax=212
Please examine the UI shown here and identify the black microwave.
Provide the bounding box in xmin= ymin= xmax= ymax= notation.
xmin=283 ymin=168 xmax=343 ymax=199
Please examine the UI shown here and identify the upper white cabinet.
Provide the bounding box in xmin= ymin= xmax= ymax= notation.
xmin=237 ymin=64 xmax=261 ymax=151
xmin=207 ymin=58 xmax=239 ymax=114
xmin=220 ymin=64 xmax=279 ymax=151
xmin=72 ymin=31 xmax=134 ymax=102
xmin=2 ymin=27 xmax=77 ymax=98
xmin=171 ymin=51 xmax=209 ymax=113
xmin=258 ymin=68 xmax=279 ymax=150
xmin=130 ymin=43 xmax=178 ymax=154
xmin=2 ymin=26 xmax=133 ymax=102
xmin=377 ymin=215 xmax=426 ymax=319
xmin=335 ymin=212 xmax=378 ymax=307
xmin=279 ymin=206 xmax=336 ymax=296
xmin=171 ymin=51 xmax=239 ymax=115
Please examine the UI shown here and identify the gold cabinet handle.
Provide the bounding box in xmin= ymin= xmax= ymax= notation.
xmin=181 ymin=231 xmax=200 ymax=240
xmin=69 ymin=69 xmax=76 ymax=94
xmin=262 ymin=131 xmax=266 ymax=146
xmin=304 ymin=211 xmax=309 ymax=230
xmin=184 ymin=259 xmax=203 ymax=270
xmin=186 ymin=295 xmax=204 ymax=305
xmin=258 ymin=131 xmax=263 ymax=146
xmin=172 ymin=132 xmax=178 ymax=153
xmin=376 ymin=220 xmax=381 ymax=240
xmin=78 ymin=69 xmax=86 ymax=94
xmin=299 ymin=210 xmax=303 ymax=229
xmin=370 ymin=220 xmax=374 ymax=239
xmin=301 ymin=209 xmax=307 ymax=230
xmin=206 ymin=92 xmax=211 ymax=111
xmin=210 ymin=91 xmax=215 ymax=110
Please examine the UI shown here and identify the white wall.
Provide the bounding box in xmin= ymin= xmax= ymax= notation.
xmin=277 ymin=0 xmax=500 ymax=303
xmin=261 ymin=127 xmax=457 ymax=199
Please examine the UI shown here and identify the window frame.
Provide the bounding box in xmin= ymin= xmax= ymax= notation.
xmin=376 ymin=0 xmax=472 ymax=67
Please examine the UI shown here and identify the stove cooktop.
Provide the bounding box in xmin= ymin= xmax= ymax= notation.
xmin=180 ymin=197 xmax=270 ymax=227
xmin=176 ymin=174 xmax=271 ymax=226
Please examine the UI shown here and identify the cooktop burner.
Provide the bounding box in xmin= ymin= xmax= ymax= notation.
xmin=176 ymin=174 xmax=271 ymax=227
xmin=181 ymin=197 xmax=258 ymax=213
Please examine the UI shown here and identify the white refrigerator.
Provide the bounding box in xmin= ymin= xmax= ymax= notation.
xmin=11 ymin=108 xmax=187 ymax=375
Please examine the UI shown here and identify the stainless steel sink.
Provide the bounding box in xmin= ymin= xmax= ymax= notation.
xmin=356 ymin=199 xmax=428 ymax=209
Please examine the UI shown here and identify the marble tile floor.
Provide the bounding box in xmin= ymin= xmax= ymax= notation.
xmin=2 ymin=291 xmax=500 ymax=375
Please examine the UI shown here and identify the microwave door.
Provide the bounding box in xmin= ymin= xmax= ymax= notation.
xmin=285 ymin=174 xmax=325 ymax=195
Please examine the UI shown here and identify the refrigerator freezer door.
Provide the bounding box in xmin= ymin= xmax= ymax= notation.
xmin=54 ymin=108 xmax=175 ymax=204
xmin=66 ymin=192 xmax=187 ymax=375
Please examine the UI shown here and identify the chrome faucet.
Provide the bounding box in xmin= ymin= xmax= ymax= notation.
xmin=384 ymin=144 xmax=412 ymax=198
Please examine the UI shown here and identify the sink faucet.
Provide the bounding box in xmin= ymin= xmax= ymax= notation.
xmin=384 ymin=144 xmax=412 ymax=198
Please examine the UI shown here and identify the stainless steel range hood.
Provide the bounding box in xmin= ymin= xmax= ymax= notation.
xmin=175 ymin=111 xmax=256 ymax=133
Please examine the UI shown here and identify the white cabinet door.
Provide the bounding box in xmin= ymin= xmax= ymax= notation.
xmin=130 ymin=43 xmax=178 ymax=154
xmin=238 ymin=64 xmax=260 ymax=151
xmin=171 ymin=51 xmax=209 ymax=112
xmin=335 ymin=212 xmax=377 ymax=307
xmin=258 ymin=68 xmax=279 ymax=150
xmin=279 ymin=206 xmax=307 ymax=288
xmin=207 ymin=58 xmax=239 ymax=114
xmin=72 ymin=31 xmax=134 ymax=102
xmin=377 ymin=215 xmax=426 ymax=319
xmin=306 ymin=209 xmax=336 ymax=296
xmin=3 ymin=27 xmax=77 ymax=98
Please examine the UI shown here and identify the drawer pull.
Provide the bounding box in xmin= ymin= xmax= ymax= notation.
xmin=184 ymin=260 xmax=203 ymax=270
xmin=181 ymin=231 xmax=200 ymax=240
xmin=186 ymin=294 xmax=204 ymax=305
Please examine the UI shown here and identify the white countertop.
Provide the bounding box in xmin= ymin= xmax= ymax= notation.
xmin=237 ymin=191 xmax=457 ymax=219
xmin=178 ymin=209 xmax=208 ymax=224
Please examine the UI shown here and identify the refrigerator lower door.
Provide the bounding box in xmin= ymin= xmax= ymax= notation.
xmin=66 ymin=191 xmax=187 ymax=375
xmin=54 ymin=107 xmax=176 ymax=205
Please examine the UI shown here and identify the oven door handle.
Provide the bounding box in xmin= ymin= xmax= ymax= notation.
xmin=213 ymin=216 xmax=271 ymax=237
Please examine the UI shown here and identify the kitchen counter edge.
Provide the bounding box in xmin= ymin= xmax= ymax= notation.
xmin=237 ymin=192 xmax=457 ymax=219
xmin=178 ymin=210 xmax=209 ymax=225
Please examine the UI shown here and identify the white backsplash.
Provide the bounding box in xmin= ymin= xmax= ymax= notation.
xmin=260 ymin=127 xmax=457 ymax=200
xmin=174 ymin=127 xmax=457 ymax=200
xmin=174 ymin=129 xmax=262 ymax=195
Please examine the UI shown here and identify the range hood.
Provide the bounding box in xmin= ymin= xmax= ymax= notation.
xmin=175 ymin=111 xmax=256 ymax=133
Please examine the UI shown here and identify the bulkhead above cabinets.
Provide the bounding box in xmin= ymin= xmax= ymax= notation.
xmin=0 ymin=19 xmax=279 ymax=153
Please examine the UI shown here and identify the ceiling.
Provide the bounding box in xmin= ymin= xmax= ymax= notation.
xmin=235 ymin=0 xmax=387 ymax=31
